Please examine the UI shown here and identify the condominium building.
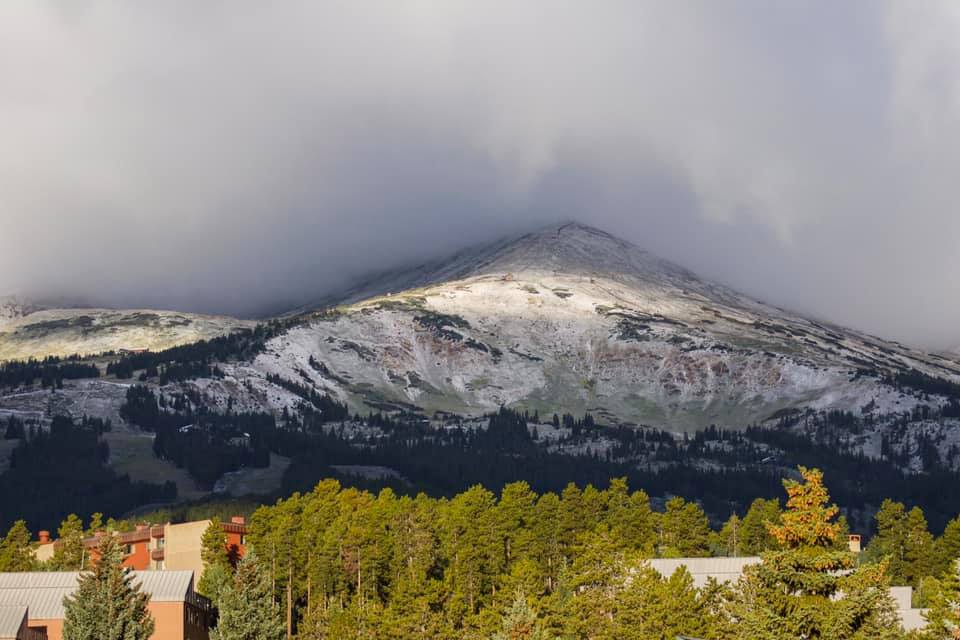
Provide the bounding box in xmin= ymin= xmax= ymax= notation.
xmin=34 ymin=517 xmax=247 ymax=580
xmin=0 ymin=571 xmax=212 ymax=640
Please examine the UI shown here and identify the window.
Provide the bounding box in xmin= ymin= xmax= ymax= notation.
xmin=124 ymin=544 xmax=133 ymax=555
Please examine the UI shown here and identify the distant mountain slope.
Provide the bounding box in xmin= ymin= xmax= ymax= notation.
xmin=213 ymin=223 xmax=959 ymax=431
xmin=0 ymin=308 xmax=255 ymax=361
xmin=0 ymin=295 xmax=44 ymax=328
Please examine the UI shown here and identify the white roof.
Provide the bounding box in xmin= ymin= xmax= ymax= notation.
xmin=647 ymin=556 xmax=761 ymax=587
xmin=0 ymin=605 xmax=26 ymax=639
xmin=0 ymin=571 xmax=194 ymax=619
xmin=889 ymin=586 xmax=913 ymax=610
xmin=646 ymin=558 xmax=929 ymax=632
xmin=898 ymin=607 xmax=928 ymax=632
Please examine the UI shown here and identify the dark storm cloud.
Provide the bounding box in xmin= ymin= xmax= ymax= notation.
xmin=1 ymin=1 xmax=959 ymax=348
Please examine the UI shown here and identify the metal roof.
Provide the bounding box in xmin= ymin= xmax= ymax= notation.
xmin=0 ymin=571 xmax=195 ymax=620
xmin=898 ymin=607 xmax=928 ymax=632
xmin=0 ymin=589 xmax=70 ymax=620
xmin=889 ymin=585 xmax=913 ymax=610
xmin=133 ymin=571 xmax=195 ymax=602
xmin=0 ymin=605 xmax=26 ymax=639
xmin=647 ymin=556 xmax=761 ymax=587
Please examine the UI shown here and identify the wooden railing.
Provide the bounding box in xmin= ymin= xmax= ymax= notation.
xmin=185 ymin=591 xmax=216 ymax=639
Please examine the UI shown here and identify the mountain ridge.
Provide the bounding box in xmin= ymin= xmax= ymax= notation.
xmin=181 ymin=222 xmax=959 ymax=431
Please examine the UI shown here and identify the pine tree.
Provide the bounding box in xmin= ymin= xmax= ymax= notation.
xmin=212 ymin=550 xmax=285 ymax=640
xmin=556 ymin=524 xmax=629 ymax=639
xmin=86 ymin=512 xmax=104 ymax=536
xmin=867 ymin=500 xmax=935 ymax=588
xmin=924 ymin=559 xmax=960 ymax=640
xmin=715 ymin=513 xmax=743 ymax=556
xmin=656 ymin=496 xmax=710 ymax=557
xmin=738 ymin=497 xmax=782 ymax=554
xmin=50 ymin=514 xmax=85 ymax=570
xmin=492 ymin=590 xmax=548 ymax=640
xmin=902 ymin=507 xmax=937 ymax=588
xmin=603 ymin=478 xmax=654 ymax=554
xmin=730 ymin=467 xmax=904 ymax=640
xmin=0 ymin=520 xmax=34 ymax=571
xmin=937 ymin=517 xmax=960 ymax=579
xmin=199 ymin=517 xmax=233 ymax=604
xmin=62 ymin=536 xmax=155 ymax=640
xmin=613 ymin=566 xmax=732 ymax=640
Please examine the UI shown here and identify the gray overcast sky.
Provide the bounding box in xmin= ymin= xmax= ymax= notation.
xmin=2 ymin=1 xmax=959 ymax=349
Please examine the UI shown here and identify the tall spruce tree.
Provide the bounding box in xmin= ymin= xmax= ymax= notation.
xmin=738 ymin=497 xmax=782 ymax=554
xmin=612 ymin=566 xmax=732 ymax=640
xmin=924 ymin=559 xmax=960 ymax=640
xmin=730 ymin=467 xmax=904 ymax=640
xmin=492 ymin=590 xmax=548 ymax=640
xmin=213 ymin=550 xmax=284 ymax=640
xmin=0 ymin=520 xmax=34 ymax=571
xmin=714 ymin=513 xmax=743 ymax=556
xmin=62 ymin=536 xmax=155 ymax=640
xmin=198 ymin=517 xmax=233 ymax=604
xmin=50 ymin=514 xmax=85 ymax=570
xmin=656 ymin=496 xmax=711 ymax=558
xmin=936 ymin=517 xmax=960 ymax=580
xmin=867 ymin=500 xmax=936 ymax=588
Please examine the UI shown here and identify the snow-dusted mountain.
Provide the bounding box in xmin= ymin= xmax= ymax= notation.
xmin=4 ymin=223 xmax=958 ymax=431
xmin=0 ymin=307 xmax=254 ymax=361
xmin=0 ymin=295 xmax=44 ymax=328
xmin=199 ymin=223 xmax=959 ymax=431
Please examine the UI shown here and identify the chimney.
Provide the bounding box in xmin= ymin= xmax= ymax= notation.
xmin=848 ymin=534 xmax=862 ymax=554
xmin=231 ymin=516 xmax=246 ymax=526
xmin=38 ymin=531 xmax=51 ymax=544
xmin=136 ymin=524 xmax=149 ymax=533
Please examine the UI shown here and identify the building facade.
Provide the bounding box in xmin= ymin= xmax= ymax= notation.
xmin=0 ymin=571 xmax=212 ymax=640
xmin=34 ymin=517 xmax=247 ymax=579
xmin=646 ymin=556 xmax=929 ymax=632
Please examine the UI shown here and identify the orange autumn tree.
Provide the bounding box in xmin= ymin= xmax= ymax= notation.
xmin=731 ymin=467 xmax=904 ymax=640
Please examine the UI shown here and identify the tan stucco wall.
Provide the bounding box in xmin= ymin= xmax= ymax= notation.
xmin=148 ymin=602 xmax=185 ymax=640
xmin=31 ymin=604 xmax=189 ymax=640
xmin=162 ymin=520 xmax=210 ymax=577
xmin=32 ymin=544 xmax=55 ymax=563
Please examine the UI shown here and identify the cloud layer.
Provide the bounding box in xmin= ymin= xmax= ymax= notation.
xmin=2 ymin=2 xmax=959 ymax=348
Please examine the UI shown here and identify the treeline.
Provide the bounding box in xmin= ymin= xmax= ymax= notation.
xmin=231 ymin=468 xmax=958 ymax=639
xmin=885 ymin=368 xmax=960 ymax=401
xmin=274 ymin=405 xmax=960 ymax=534
xmin=0 ymin=415 xmax=175 ymax=532
xmin=112 ymin=375 xmax=960 ymax=534
xmin=103 ymin=316 xmax=329 ymax=383
xmin=120 ymin=385 xmax=274 ymax=488
xmin=0 ymin=357 xmax=99 ymax=388
xmin=265 ymin=374 xmax=349 ymax=421
xmin=117 ymin=388 xmax=960 ymax=534
xmin=4 ymin=468 xmax=960 ymax=637
xmin=275 ymin=407 xmax=780 ymax=518
xmin=247 ymin=475 xmax=755 ymax=638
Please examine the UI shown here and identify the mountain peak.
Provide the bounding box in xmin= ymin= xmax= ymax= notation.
xmin=317 ymin=221 xmax=703 ymax=308
xmin=477 ymin=221 xmax=695 ymax=282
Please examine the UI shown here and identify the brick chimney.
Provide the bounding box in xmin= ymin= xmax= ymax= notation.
xmin=848 ymin=534 xmax=862 ymax=554
xmin=38 ymin=531 xmax=51 ymax=544
xmin=231 ymin=516 xmax=246 ymax=525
